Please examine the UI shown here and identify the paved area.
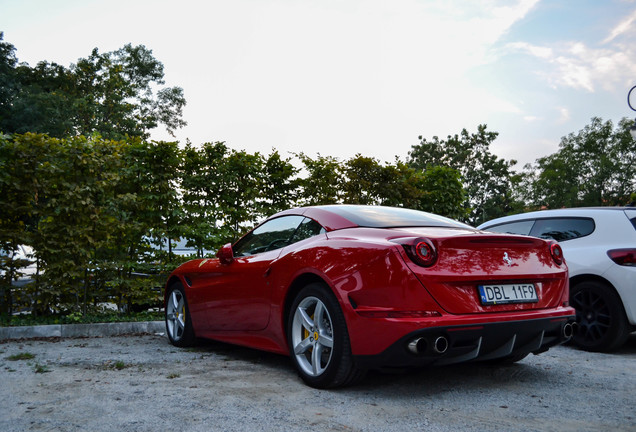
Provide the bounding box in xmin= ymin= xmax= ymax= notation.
xmin=1 ymin=331 xmax=635 ymax=431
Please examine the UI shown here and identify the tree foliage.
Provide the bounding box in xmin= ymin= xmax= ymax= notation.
xmin=525 ymin=117 xmax=636 ymax=208
xmin=260 ymin=150 xmax=300 ymax=216
xmin=296 ymin=153 xmax=467 ymax=218
xmin=0 ymin=134 xmax=183 ymax=318
xmin=0 ymin=33 xmax=186 ymax=140
xmin=296 ymin=153 xmax=344 ymax=205
xmin=0 ymin=33 xmax=18 ymax=129
xmin=409 ymin=125 xmax=518 ymax=225
xmin=180 ymin=141 xmax=230 ymax=255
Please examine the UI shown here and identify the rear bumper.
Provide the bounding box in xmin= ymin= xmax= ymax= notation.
xmin=353 ymin=315 xmax=576 ymax=370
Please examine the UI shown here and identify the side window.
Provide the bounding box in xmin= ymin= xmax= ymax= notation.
xmin=529 ymin=218 xmax=595 ymax=242
xmin=484 ymin=220 xmax=534 ymax=236
xmin=290 ymin=217 xmax=325 ymax=243
xmin=233 ymin=216 xmax=305 ymax=256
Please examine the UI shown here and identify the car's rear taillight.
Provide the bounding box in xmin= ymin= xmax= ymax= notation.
xmin=607 ymin=249 xmax=636 ymax=266
xmin=392 ymin=237 xmax=438 ymax=267
xmin=548 ymin=241 xmax=564 ymax=265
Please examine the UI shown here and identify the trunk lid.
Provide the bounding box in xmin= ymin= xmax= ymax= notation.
xmin=394 ymin=229 xmax=568 ymax=314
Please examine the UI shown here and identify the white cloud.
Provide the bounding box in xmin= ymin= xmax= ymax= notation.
xmin=603 ymin=8 xmax=636 ymax=43
xmin=507 ymin=41 xmax=553 ymax=59
xmin=556 ymin=107 xmax=570 ymax=124
xmin=506 ymin=37 xmax=636 ymax=92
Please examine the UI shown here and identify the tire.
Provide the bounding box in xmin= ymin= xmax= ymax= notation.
xmin=570 ymin=280 xmax=630 ymax=352
xmin=287 ymin=283 xmax=364 ymax=388
xmin=165 ymin=282 xmax=196 ymax=347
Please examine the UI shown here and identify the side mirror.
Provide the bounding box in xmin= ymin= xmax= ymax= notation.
xmin=217 ymin=243 xmax=234 ymax=265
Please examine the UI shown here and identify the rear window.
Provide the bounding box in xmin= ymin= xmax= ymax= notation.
xmin=529 ymin=218 xmax=595 ymax=241
xmin=483 ymin=217 xmax=596 ymax=242
xmin=483 ymin=220 xmax=534 ymax=236
xmin=322 ymin=205 xmax=471 ymax=229
xmin=625 ymin=209 xmax=636 ymax=231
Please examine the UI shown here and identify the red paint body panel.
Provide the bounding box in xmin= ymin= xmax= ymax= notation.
xmin=165 ymin=205 xmax=575 ymax=363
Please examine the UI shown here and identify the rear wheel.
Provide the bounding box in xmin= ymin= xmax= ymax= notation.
xmin=570 ymin=280 xmax=629 ymax=352
xmin=165 ymin=283 xmax=196 ymax=347
xmin=287 ymin=283 xmax=363 ymax=388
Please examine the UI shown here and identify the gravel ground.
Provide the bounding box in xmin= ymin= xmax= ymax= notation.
xmin=1 ymin=332 xmax=635 ymax=432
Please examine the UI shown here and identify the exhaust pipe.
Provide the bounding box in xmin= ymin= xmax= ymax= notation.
xmin=407 ymin=335 xmax=449 ymax=355
xmin=433 ymin=336 xmax=449 ymax=354
xmin=562 ymin=322 xmax=574 ymax=339
xmin=407 ymin=337 xmax=427 ymax=355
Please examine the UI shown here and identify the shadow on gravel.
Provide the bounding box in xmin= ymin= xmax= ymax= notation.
xmin=561 ymin=332 xmax=636 ymax=355
xmin=186 ymin=337 xmax=295 ymax=372
xmin=349 ymin=360 xmax=559 ymax=395
xmin=179 ymin=336 xmax=563 ymax=394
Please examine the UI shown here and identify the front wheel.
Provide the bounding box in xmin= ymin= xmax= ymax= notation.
xmin=165 ymin=283 xmax=196 ymax=347
xmin=570 ymin=280 xmax=629 ymax=352
xmin=287 ymin=283 xmax=363 ymax=388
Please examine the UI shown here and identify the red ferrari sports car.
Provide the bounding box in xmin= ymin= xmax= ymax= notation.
xmin=165 ymin=205 xmax=575 ymax=388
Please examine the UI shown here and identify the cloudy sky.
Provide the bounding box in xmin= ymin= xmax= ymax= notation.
xmin=2 ymin=0 xmax=635 ymax=168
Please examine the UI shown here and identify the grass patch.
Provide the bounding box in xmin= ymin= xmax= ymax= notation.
xmin=6 ymin=352 xmax=35 ymax=361
xmin=2 ymin=310 xmax=163 ymax=327
xmin=103 ymin=360 xmax=129 ymax=370
xmin=34 ymin=363 xmax=50 ymax=373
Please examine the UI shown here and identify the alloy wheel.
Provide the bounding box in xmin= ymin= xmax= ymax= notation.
xmin=291 ymin=296 xmax=334 ymax=377
xmin=571 ymin=287 xmax=611 ymax=345
xmin=166 ymin=289 xmax=186 ymax=341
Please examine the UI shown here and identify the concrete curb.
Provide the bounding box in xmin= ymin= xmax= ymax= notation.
xmin=0 ymin=320 xmax=165 ymax=340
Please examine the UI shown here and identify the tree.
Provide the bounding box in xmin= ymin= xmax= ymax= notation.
xmin=258 ymin=150 xmax=300 ymax=217
xmin=181 ymin=141 xmax=234 ymax=254
xmin=181 ymin=142 xmax=267 ymax=248
xmin=0 ymin=33 xmax=18 ymax=130
xmin=296 ymin=153 xmax=344 ymax=205
xmin=0 ymin=35 xmax=186 ymax=140
xmin=409 ymin=125 xmax=518 ymax=225
xmin=4 ymin=61 xmax=76 ymax=137
xmin=71 ymin=44 xmax=186 ymax=139
xmin=29 ymin=135 xmax=129 ymax=313
xmin=104 ymin=139 xmax=184 ymax=309
xmin=413 ymin=165 xmax=467 ymax=219
xmin=526 ymin=117 xmax=636 ymax=208
xmin=221 ymin=149 xmax=264 ymax=239
xmin=342 ymin=154 xmax=386 ymax=205
xmin=0 ymin=132 xmax=40 ymax=319
xmin=0 ymin=133 xmax=186 ymax=315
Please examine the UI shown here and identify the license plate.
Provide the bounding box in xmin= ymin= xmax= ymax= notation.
xmin=478 ymin=284 xmax=538 ymax=305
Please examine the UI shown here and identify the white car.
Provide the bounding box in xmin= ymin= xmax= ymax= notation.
xmin=478 ymin=207 xmax=636 ymax=352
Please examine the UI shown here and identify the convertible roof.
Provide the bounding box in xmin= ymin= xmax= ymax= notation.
xmin=275 ymin=205 xmax=471 ymax=231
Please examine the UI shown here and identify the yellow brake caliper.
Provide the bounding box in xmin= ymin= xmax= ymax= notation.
xmin=304 ymin=312 xmax=314 ymax=353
